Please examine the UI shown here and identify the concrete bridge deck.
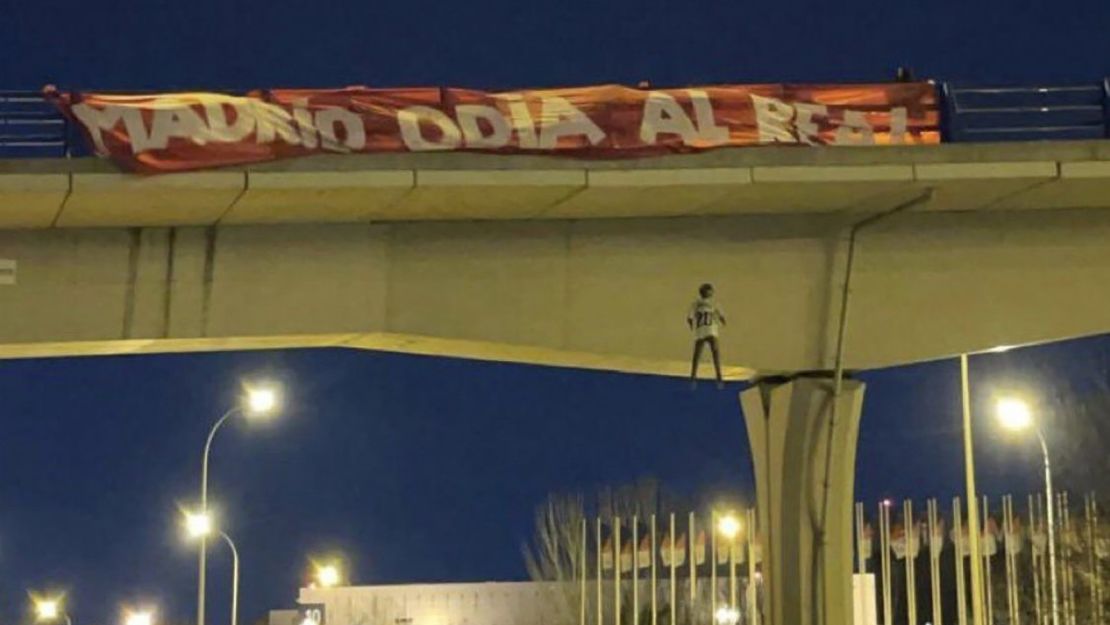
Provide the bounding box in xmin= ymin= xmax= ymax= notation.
xmin=4 ymin=141 xmax=1110 ymax=625
xmin=4 ymin=140 xmax=1110 ymax=228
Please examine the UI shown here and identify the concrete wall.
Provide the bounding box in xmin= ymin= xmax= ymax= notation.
xmin=1 ymin=206 xmax=1109 ymax=374
xmin=297 ymin=582 xmax=559 ymax=625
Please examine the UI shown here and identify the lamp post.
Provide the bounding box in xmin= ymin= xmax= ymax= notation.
xmin=33 ymin=596 xmax=73 ymax=625
xmin=197 ymin=384 xmax=280 ymax=625
xmin=958 ymin=354 xmax=989 ymax=625
xmin=996 ymin=397 xmax=1059 ymax=625
xmin=717 ymin=513 xmax=741 ymax=611
xmin=187 ymin=511 xmax=242 ymax=625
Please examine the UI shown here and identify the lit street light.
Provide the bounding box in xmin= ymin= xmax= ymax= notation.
xmin=196 ymin=382 xmax=281 ymax=625
xmin=716 ymin=514 xmax=741 ymax=541
xmin=995 ymin=396 xmax=1059 ymax=625
xmin=714 ymin=606 xmax=740 ymax=625
xmin=716 ymin=513 xmax=742 ymax=611
xmin=184 ymin=511 xmax=242 ymax=625
xmin=315 ymin=563 xmax=342 ymax=588
xmin=33 ymin=596 xmax=72 ymax=625
xmin=124 ymin=609 xmax=154 ymax=625
xmin=186 ymin=511 xmax=213 ymax=539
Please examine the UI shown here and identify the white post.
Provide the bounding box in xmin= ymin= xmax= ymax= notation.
xmin=927 ymin=499 xmax=942 ymax=625
xmin=634 ymin=516 xmax=639 ymax=625
xmin=960 ymin=354 xmax=986 ymax=625
xmin=582 ymin=518 xmax=588 ymax=625
xmin=670 ymin=513 xmax=676 ymax=625
xmin=220 ymin=532 xmax=240 ymax=625
xmin=651 ymin=515 xmax=657 ymax=625
xmin=615 ymin=517 xmax=622 ymax=625
xmin=1029 ymin=495 xmax=1044 ymax=625
xmin=879 ymin=502 xmax=892 ymax=625
xmin=712 ymin=510 xmax=718 ymax=619
xmin=954 ymin=498 xmax=967 ymax=625
xmin=982 ymin=496 xmax=994 ymax=625
xmin=1039 ymin=434 xmax=1060 ymax=625
xmin=905 ymin=500 xmax=918 ymax=625
xmin=198 ymin=408 xmax=238 ymax=625
xmin=598 ymin=518 xmax=604 ymax=625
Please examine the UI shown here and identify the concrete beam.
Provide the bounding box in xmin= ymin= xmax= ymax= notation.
xmin=1 ymin=207 xmax=1109 ymax=373
xmin=6 ymin=141 xmax=1110 ymax=228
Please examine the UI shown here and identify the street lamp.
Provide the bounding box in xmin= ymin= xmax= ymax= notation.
xmin=184 ymin=511 xmax=242 ymax=625
xmin=123 ymin=609 xmax=154 ymax=625
xmin=315 ymin=563 xmax=342 ymax=588
xmin=995 ymin=396 xmax=1059 ymax=625
xmin=716 ymin=514 xmax=742 ymax=611
xmin=33 ymin=596 xmax=72 ymax=625
xmin=197 ymin=382 xmax=281 ymax=625
xmin=714 ymin=606 xmax=740 ymax=625
xmin=186 ymin=512 xmax=213 ymax=539
xmin=717 ymin=514 xmax=741 ymax=541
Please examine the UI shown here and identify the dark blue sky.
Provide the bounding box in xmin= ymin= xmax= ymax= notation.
xmin=5 ymin=0 xmax=1110 ymax=90
xmin=1 ymin=336 xmax=1107 ymax=625
xmin=3 ymin=1 xmax=1110 ymax=624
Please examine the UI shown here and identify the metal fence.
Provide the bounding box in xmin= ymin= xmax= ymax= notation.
xmin=0 ymin=91 xmax=71 ymax=158
xmin=576 ymin=494 xmax=1106 ymax=625
xmin=4 ymin=81 xmax=1110 ymax=160
xmin=577 ymin=510 xmax=763 ymax=625
xmin=856 ymin=492 xmax=1107 ymax=625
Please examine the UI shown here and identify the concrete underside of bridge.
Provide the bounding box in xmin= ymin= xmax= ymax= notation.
xmin=4 ymin=140 xmax=1110 ymax=625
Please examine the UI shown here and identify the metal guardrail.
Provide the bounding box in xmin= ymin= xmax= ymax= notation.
xmin=942 ymin=82 xmax=1110 ymax=142
xmin=3 ymin=82 xmax=1110 ymax=159
xmin=0 ymin=91 xmax=72 ymax=158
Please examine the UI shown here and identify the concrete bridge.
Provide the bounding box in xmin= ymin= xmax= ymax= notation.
xmin=3 ymin=139 xmax=1110 ymax=625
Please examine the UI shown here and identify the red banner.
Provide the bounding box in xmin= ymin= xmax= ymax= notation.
xmin=47 ymin=83 xmax=939 ymax=173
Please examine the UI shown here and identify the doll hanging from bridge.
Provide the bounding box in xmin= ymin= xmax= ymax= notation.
xmin=687 ymin=283 xmax=726 ymax=389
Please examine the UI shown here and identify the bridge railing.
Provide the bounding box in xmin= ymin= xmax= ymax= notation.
xmin=942 ymin=82 xmax=1110 ymax=142
xmin=3 ymin=81 xmax=1109 ymax=160
xmin=0 ymin=91 xmax=72 ymax=158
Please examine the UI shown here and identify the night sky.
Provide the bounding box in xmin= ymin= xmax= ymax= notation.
xmin=4 ymin=0 xmax=1110 ymax=624
xmin=1 ymin=337 xmax=1107 ymax=625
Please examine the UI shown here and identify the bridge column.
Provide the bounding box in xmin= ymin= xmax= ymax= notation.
xmin=739 ymin=373 xmax=865 ymax=625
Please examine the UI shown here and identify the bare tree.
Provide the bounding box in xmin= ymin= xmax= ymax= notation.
xmin=523 ymin=479 xmax=671 ymax=625
xmin=524 ymin=492 xmax=588 ymax=584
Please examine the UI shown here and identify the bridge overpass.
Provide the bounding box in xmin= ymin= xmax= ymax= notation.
xmin=3 ymin=139 xmax=1110 ymax=625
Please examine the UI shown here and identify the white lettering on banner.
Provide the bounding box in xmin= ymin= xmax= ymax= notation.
xmin=456 ymin=104 xmax=511 ymax=148
xmin=73 ymin=96 xmax=374 ymax=155
xmin=752 ymin=94 xmax=899 ymax=145
xmin=315 ymin=107 xmax=366 ymax=151
xmin=835 ymin=110 xmax=875 ymax=145
xmin=500 ymin=94 xmax=539 ymax=148
xmin=688 ymin=90 xmax=728 ymax=146
xmin=71 ymin=104 xmax=160 ymax=155
xmin=640 ymin=92 xmax=697 ymax=144
xmin=751 ymin=94 xmax=798 ymax=143
xmin=397 ymin=106 xmax=462 ymax=151
xmin=793 ymin=102 xmax=828 ymax=145
xmin=70 ymin=103 xmax=126 ymax=154
xmin=68 ymin=90 xmax=917 ymax=159
xmin=251 ymin=101 xmax=300 ymax=146
xmin=204 ymin=102 xmax=255 ymax=143
xmin=292 ymin=99 xmax=319 ymax=149
xmin=640 ymin=90 xmax=728 ymax=146
xmin=142 ymin=106 xmax=211 ymax=151
xmin=537 ymin=96 xmax=605 ymax=149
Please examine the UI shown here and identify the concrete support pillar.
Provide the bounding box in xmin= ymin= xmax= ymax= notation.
xmin=739 ymin=373 xmax=866 ymax=625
